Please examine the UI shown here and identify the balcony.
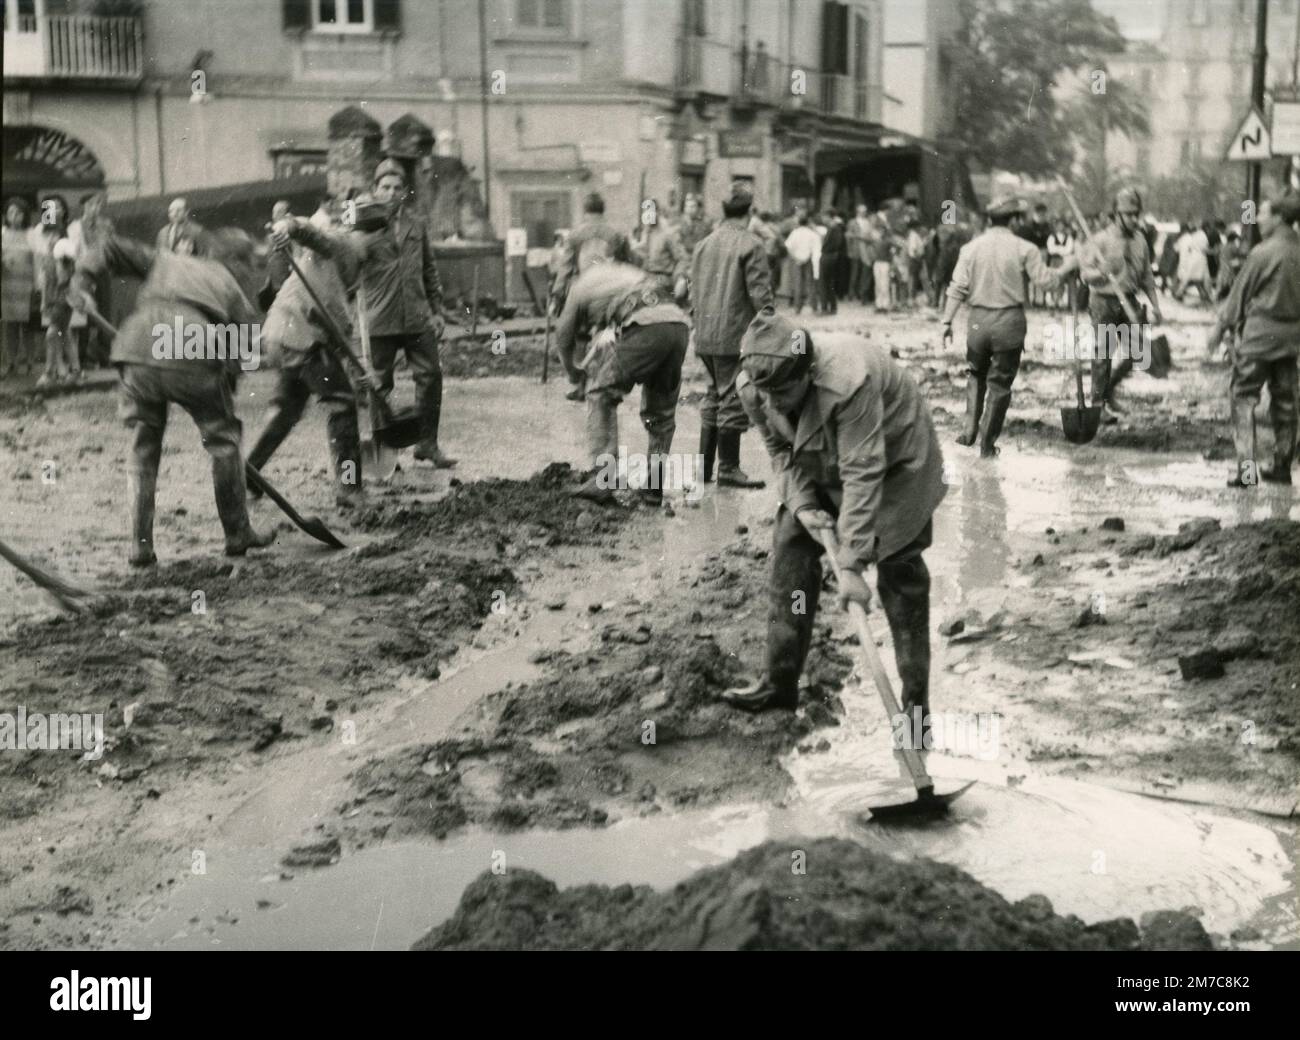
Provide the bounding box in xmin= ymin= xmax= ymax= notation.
xmin=4 ymin=14 xmax=143 ymax=82
xmin=675 ymin=34 xmax=733 ymax=97
xmin=818 ymin=73 xmax=879 ymax=122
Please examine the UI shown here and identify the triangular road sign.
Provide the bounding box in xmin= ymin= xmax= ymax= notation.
xmin=1227 ymin=108 xmax=1271 ymax=161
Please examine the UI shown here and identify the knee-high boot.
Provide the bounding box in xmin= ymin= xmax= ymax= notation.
xmin=213 ymin=453 xmax=276 ymax=555
xmin=699 ymin=424 xmax=718 ymax=483
xmin=956 ymin=377 xmax=985 ymax=446
xmin=1227 ymin=396 xmax=1258 ymax=488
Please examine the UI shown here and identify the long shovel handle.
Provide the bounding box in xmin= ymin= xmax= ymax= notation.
xmin=277 ymin=249 xmax=369 ymax=381
xmin=1055 ymin=177 xmax=1144 ymax=327
xmin=814 ymin=527 xmax=935 ymax=794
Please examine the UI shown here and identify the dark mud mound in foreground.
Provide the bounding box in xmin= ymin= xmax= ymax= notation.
xmin=414 ymin=837 xmax=1212 ymax=951
xmin=351 ymin=462 xmax=627 ymax=548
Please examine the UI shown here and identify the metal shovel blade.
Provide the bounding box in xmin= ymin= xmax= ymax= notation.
xmin=862 ymin=780 xmax=977 ymax=823
xmin=372 ymin=405 xmax=423 ymax=449
xmin=1061 ymin=404 xmax=1103 ymax=444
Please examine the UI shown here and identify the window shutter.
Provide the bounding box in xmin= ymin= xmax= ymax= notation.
xmin=283 ymin=0 xmax=311 ymax=32
xmin=375 ymin=0 xmax=402 ymax=33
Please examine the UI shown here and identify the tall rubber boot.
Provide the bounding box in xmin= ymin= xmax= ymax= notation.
xmin=699 ymin=424 xmax=719 ymax=483
xmin=128 ymin=465 xmax=159 ymax=568
xmin=978 ymin=393 xmax=1011 ymax=458
xmin=1104 ymin=355 xmax=1134 ymax=413
xmin=572 ymin=393 xmax=618 ymax=504
xmin=213 ymin=454 xmax=277 ymax=555
xmin=955 ymin=378 xmax=985 ymax=446
xmin=414 ymin=367 xmax=457 ymax=468
xmin=638 ymin=428 xmax=674 ymax=506
xmin=330 ymin=413 xmax=365 ymax=508
xmin=1227 ymin=397 xmax=1258 ymax=488
xmin=716 ymin=430 xmax=765 ymax=488
xmin=1260 ymin=419 xmax=1296 ymax=485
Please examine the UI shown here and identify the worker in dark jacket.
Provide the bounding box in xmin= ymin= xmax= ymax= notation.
xmin=1213 ymin=191 xmax=1300 ymax=487
xmin=689 ymin=181 xmax=773 ymax=488
xmin=71 ymin=231 xmax=275 ymax=567
xmin=363 ymin=158 xmax=455 ymax=468
xmin=555 ymin=262 xmax=690 ymax=505
xmin=722 ymin=311 xmax=947 ymax=720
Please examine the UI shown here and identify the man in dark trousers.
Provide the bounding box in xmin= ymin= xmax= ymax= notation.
xmin=721 ymin=311 xmax=947 ymax=723
xmin=555 ymin=261 xmax=689 ymax=505
xmin=364 ymin=158 xmax=456 ymax=468
xmin=941 ymin=197 xmax=1076 ymax=457
xmin=71 ymin=230 xmax=275 ymax=567
xmin=1214 ymin=191 xmax=1300 ymax=487
xmin=818 ymin=209 xmax=846 ymax=315
xmin=690 ymin=181 xmax=773 ymax=488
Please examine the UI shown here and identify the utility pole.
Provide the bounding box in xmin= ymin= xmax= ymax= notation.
xmin=477 ymin=0 xmax=492 ymax=226
xmin=1246 ymin=0 xmax=1268 ymax=245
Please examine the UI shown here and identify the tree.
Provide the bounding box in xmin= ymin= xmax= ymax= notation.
xmin=1065 ymin=77 xmax=1151 ymax=213
xmin=947 ymin=0 xmax=1130 ymax=177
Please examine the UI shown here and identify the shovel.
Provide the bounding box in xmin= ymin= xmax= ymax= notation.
xmin=353 ymin=272 xmax=399 ymax=481
xmin=278 ymin=251 xmax=423 ymax=450
xmin=80 ymin=308 xmax=346 ymax=551
xmin=815 ymin=527 xmax=975 ymax=820
xmin=0 ymin=537 xmax=94 ymax=613
xmin=1061 ymin=281 xmax=1101 ymax=444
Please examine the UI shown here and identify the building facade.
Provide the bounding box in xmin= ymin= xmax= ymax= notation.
xmin=4 ymin=0 xmax=906 ymax=252
xmin=1101 ymin=0 xmax=1300 ymax=180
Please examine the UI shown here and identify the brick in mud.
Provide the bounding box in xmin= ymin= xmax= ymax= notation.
xmin=1177 ymin=649 xmax=1225 ymax=681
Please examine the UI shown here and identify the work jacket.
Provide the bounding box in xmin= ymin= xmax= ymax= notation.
xmin=633 ymin=222 xmax=688 ymax=285
xmin=1219 ymin=224 xmax=1300 ymax=361
xmin=353 ymin=202 xmax=444 ymax=337
xmin=690 ymin=218 xmax=774 ymax=356
xmin=263 ymin=220 xmax=366 ymax=366
xmin=75 ymin=235 xmax=257 ymax=372
xmin=738 ymin=332 xmax=947 ymax=571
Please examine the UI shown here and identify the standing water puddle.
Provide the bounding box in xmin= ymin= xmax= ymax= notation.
xmin=122 ymin=434 xmax=1296 ymax=949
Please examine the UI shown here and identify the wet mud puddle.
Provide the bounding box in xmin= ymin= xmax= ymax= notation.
xmin=122 ymin=450 xmax=1297 ymax=950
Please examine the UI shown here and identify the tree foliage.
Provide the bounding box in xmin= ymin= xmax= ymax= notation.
xmin=947 ymin=0 xmax=1130 ymax=176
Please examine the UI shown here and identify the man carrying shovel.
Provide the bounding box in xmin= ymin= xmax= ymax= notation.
xmin=1077 ymin=187 xmax=1164 ymax=422
xmin=255 ymin=199 xmax=375 ymax=509
xmin=720 ymin=311 xmax=946 ymax=733
xmin=70 ymin=230 xmax=276 ymax=567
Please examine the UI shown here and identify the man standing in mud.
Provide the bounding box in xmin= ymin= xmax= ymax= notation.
xmin=1214 ymin=191 xmax=1300 ymax=487
xmin=721 ymin=311 xmax=946 ymax=721
xmin=359 ymin=158 xmax=456 ymax=468
xmin=257 ymin=200 xmax=386 ymax=509
xmin=70 ymin=230 xmax=275 ymax=567
xmin=690 ymin=181 xmax=773 ymax=488
xmin=1077 ymin=188 xmax=1163 ymax=421
xmin=941 ymin=197 xmax=1076 ymax=457
xmin=555 ymin=260 xmax=689 ymax=506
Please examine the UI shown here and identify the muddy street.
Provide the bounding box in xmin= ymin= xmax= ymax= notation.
xmin=1 ymin=300 xmax=1296 ymax=953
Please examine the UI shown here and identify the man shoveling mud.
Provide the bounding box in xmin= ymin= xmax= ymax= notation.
xmin=71 ymin=230 xmax=275 ymax=567
xmin=555 ymin=261 xmax=689 ymax=505
xmin=721 ymin=311 xmax=946 ymax=720
xmin=258 ymin=200 xmax=388 ymax=509
xmin=1212 ymin=190 xmax=1300 ymax=488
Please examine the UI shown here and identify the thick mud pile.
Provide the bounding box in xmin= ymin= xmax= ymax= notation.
xmin=336 ymin=527 xmax=852 ymax=842
xmin=0 ymin=465 xmax=617 ymax=824
xmin=413 ymin=837 xmax=1213 ymax=951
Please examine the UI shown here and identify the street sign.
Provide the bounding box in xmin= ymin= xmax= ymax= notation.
xmin=1272 ymin=101 xmax=1300 ymax=156
xmin=1226 ymin=108 xmax=1271 ymax=161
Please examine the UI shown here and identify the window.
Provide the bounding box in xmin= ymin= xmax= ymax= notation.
xmin=9 ymin=0 xmax=38 ymax=33
xmin=515 ymin=0 xmax=570 ymax=32
xmin=314 ymin=0 xmax=372 ymax=33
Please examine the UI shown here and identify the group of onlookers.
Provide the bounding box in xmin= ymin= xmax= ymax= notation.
xmin=1 ymin=191 xmax=212 ymax=385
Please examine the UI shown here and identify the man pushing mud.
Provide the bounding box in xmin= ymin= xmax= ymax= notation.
xmin=721 ymin=312 xmax=946 ymax=727
xmin=71 ymin=230 xmax=275 ymax=567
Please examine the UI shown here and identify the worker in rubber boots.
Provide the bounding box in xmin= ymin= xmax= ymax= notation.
xmin=1077 ymin=187 xmax=1163 ymax=422
xmin=555 ymin=261 xmax=689 ymax=505
xmin=1215 ymin=191 xmax=1300 ymax=488
xmin=942 ymin=196 xmax=1076 ymax=457
xmin=71 ymin=230 xmax=275 ymax=567
xmin=721 ymin=311 xmax=946 ymax=719
xmin=360 ymin=158 xmax=456 ymax=468
xmin=690 ymin=181 xmax=773 ymax=488
xmin=254 ymin=201 xmax=385 ymax=510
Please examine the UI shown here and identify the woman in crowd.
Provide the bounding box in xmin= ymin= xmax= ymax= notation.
xmin=1 ymin=197 xmax=35 ymax=378
xmin=29 ymin=195 xmax=79 ymax=388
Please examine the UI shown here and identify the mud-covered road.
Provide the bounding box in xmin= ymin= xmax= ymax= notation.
xmin=1 ymin=298 xmax=1296 ymax=951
